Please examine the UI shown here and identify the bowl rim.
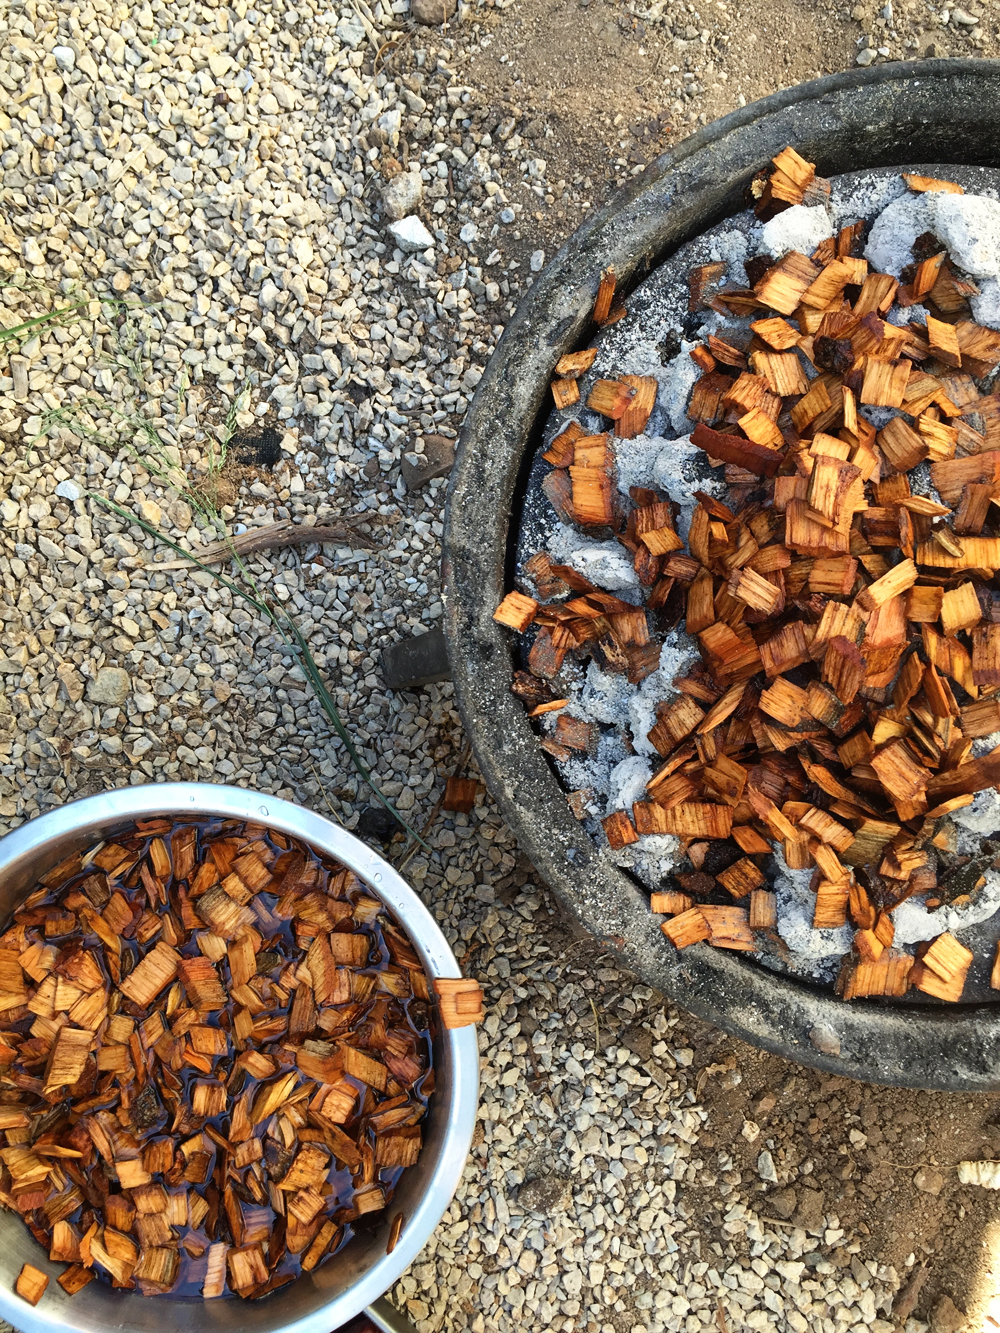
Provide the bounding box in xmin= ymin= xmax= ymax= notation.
xmin=0 ymin=783 xmax=479 ymax=1333
xmin=443 ymin=58 xmax=1000 ymax=1090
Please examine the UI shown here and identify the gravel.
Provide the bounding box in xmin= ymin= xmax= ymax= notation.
xmin=0 ymin=0 xmax=956 ymax=1327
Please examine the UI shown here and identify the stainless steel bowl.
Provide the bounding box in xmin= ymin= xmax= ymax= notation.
xmin=0 ymin=783 xmax=479 ymax=1333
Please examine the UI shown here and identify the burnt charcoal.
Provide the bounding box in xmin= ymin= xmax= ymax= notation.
xmin=699 ymin=841 xmax=744 ymax=876
xmin=130 ymin=1082 xmax=162 ymax=1130
xmin=814 ymin=336 xmax=856 ymax=376
xmin=255 ymin=949 xmax=282 ymax=975
xmin=912 ymin=230 xmax=946 ymax=263
xmin=356 ymin=804 xmax=402 ymax=843
xmin=511 ymin=670 xmax=557 ymax=709
xmin=935 ymin=853 xmax=993 ymax=907
xmin=264 ymin=1140 xmax=295 ymax=1182
xmin=230 ymin=424 xmax=283 ymax=468
xmin=658 ymin=329 xmax=682 ymax=362
xmin=744 ymin=254 xmax=774 ymax=288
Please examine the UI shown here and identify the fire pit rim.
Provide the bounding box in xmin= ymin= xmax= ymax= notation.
xmin=443 ymin=58 xmax=1000 ymax=1090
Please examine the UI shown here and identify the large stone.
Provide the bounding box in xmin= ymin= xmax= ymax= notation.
xmin=382 ymin=171 xmax=424 ymax=222
xmin=87 ymin=666 xmax=131 ymax=706
xmin=401 ymin=434 xmax=455 ymax=491
xmin=389 ymin=216 xmax=434 ymax=253
xmin=914 ymin=1166 xmax=945 ymax=1196
xmin=930 ymin=1295 xmax=968 ymax=1333
xmin=792 ymin=1187 xmax=826 ymax=1233
xmin=766 ymin=1187 xmax=797 ymax=1220
xmin=411 ymin=0 xmax=457 ymax=24
xmin=517 ymin=1174 xmax=572 ymax=1217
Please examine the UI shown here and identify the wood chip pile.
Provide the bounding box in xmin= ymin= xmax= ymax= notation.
xmin=0 ymin=818 xmax=437 ymax=1300
xmin=496 ymin=151 xmax=1000 ymax=1004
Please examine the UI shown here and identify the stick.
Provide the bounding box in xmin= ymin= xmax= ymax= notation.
xmin=149 ymin=518 xmax=375 ymax=569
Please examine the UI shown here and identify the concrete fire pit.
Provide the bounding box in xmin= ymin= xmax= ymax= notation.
xmin=443 ymin=59 xmax=1000 ymax=1090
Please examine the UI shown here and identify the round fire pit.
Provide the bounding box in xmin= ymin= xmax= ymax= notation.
xmin=444 ymin=59 xmax=1000 ymax=1090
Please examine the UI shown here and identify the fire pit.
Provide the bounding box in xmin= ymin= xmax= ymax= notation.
xmin=444 ymin=59 xmax=1000 ymax=1090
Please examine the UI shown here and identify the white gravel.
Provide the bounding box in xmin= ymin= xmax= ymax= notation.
xmin=0 ymin=1 xmax=905 ymax=1330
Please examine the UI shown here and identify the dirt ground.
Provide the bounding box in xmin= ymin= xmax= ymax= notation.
xmin=383 ymin=0 xmax=1000 ymax=1326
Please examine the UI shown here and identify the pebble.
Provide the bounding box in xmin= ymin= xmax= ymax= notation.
xmin=809 ymin=1024 xmax=841 ymax=1055
xmin=86 ymin=667 xmax=131 ymax=707
xmin=856 ymin=46 xmax=878 ymax=64
xmin=913 ymin=1167 xmax=945 ymax=1196
xmin=54 ymin=481 xmax=82 ymax=503
xmin=52 ymin=44 xmax=76 ymax=70
xmin=383 ymin=171 xmax=425 ymax=222
xmin=757 ymin=1150 xmax=778 ymax=1183
xmin=530 ymin=249 xmax=545 ymax=272
xmin=411 ymin=0 xmax=458 ymax=24
xmin=389 ymin=216 xmax=435 ymax=251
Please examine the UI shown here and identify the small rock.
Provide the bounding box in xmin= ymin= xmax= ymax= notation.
xmin=112 ymin=271 xmax=132 ymax=293
xmin=400 ymin=434 xmax=455 ymax=490
xmin=382 ymin=171 xmax=424 ymax=222
xmin=809 ymin=1024 xmax=841 ymax=1056
xmin=56 ymin=662 xmax=85 ymax=703
xmin=530 ymin=249 xmax=545 ymax=272
xmin=914 ymin=1166 xmax=945 ymax=1196
xmin=52 ymin=44 xmax=76 ymax=70
xmin=389 ymin=216 xmax=434 ymax=252
xmin=258 ymin=92 xmax=281 ymax=116
xmin=167 ymin=499 xmax=193 ymax=531
xmin=930 ymin=1295 xmax=968 ymax=1333
xmin=54 ymin=480 xmax=82 ymax=502
xmin=517 ymin=1174 xmax=573 ymax=1216
xmin=500 ymin=208 xmax=516 ymax=224
xmin=10 ymin=355 xmax=29 ymax=402
xmin=22 ymin=238 xmax=44 ymax=266
xmin=792 ymin=1187 xmax=826 ymax=1234
xmin=335 ymin=14 xmax=367 ymax=47
xmin=87 ymin=666 xmax=131 ymax=707
xmin=766 ymin=1188 xmax=797 ymax=1220
xmin=951 ymin=7 xmax=978 ymax=24
xmin=459 ymin=222 xmax=478 ymax=243
xmin=757 ymin=1150 xmax=778 ymax=1183
xmin=136 ymin=500 xmax=162 ymax=525
xmin=856 ymin=46 xmax=878 ymax=65
xmin=741 ymin=1120 xmax=760 ymax=1144
xmin=410 ymin=0 xmax=458 ymax=24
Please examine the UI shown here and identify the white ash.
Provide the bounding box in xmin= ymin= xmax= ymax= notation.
xmin=930 ymin=193 xmax=1000 ymax=279
xmin=656 ymin=344 xmax=703 ymax=437
xmin=607 ymin=755 xmax=655 ymax=812
xmin=830 ymin=170 xmax=908 ymax=228
xmin=579 ymin=662 xmax=634 ymax=728
xmin=886 ymin=302 xmax=931 ymax=327
xmin=708 ymin=229 xmax=750 ymax=283
xmin=893 ymin=870 xmax=1000 ymax=946
xmin=612 ymin=831 xmax=682 ymax=886
xmin=615 ymin=432 xmax=727 ymax=543
xmin=972 ymin=277 xmax=1000 ymax=330
xmin=952 ymin=787 xmax=1000 ymax=835
xmin=863 ymin=193 xmax=934 ymax=276
xmin=757 ymin=204 xmax=834 ymax=259
xmin=773 ymin=857 xmax=853 ymax=980
xmin=546 ymin=524 xmax=642 ymax=597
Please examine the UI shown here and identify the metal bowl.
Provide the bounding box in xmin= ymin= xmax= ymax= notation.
xmin=0 ymin=784 xmax=479 ymax=1333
